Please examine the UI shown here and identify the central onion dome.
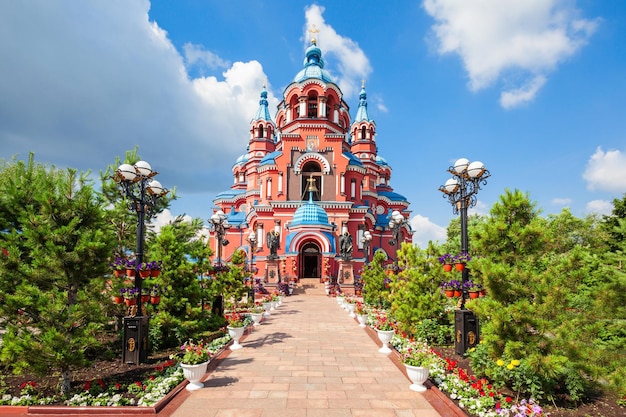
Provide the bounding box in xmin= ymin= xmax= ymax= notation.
xmin=290 ymin=192 xmax=330 ymax=226
xmin=293 ymin=39 xmax=333 ymax=83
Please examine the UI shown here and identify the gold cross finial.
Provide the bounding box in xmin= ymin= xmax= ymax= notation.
xmin=308 ymin=24 xmax=320 ymax=45
xmin=361 ymin=79 xmax=366 ymax=89
xmin=307 ymin=175 xmax=318 ymax=192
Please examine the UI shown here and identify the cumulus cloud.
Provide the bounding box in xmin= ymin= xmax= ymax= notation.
xmin=303 ymin=5 xmax=372 ymax=97
xmin=0 ymin=0 xmax=275 ymax=199
xmin=411 ymin=214 xmax=447 ymax=248
xmin=551 ymin=197 xmax=572 ymax=206
xmin=183 ymin=43 xmax=231 ymax=71
xmin=585 ymin=200 xmax=613 ymax=216
xmin=423 ymin=0 xmax=598 ymax=108
xmin=583 ymin=147 xmax=626 ymax=193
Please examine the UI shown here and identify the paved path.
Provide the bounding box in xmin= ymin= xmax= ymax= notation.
xmin=165 ymin=294 xmax=447 ymax=417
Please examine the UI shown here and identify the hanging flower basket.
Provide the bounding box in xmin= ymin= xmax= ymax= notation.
xmin=139 ymin=270 xmax=150 ymax=278
xmin=444 ymin=289 xmax=455 ymax=298
xmin=455 ymin=263 xmax=465 ymax=271
xmin=151 ymin=269 xmax=160 ymax=277
xmin=141 ymin=294 xmax=150 ymax=303
xmin=443 ymin=264 xmax=453 ymax=272
xmin=125 ymin=298 xmax=136 ymax=306
xmin=151 ymin=296 xmax=161 ymax=304
xmin=126 ymin=268 xmax=135 ymax=277
xmin=113 ymin=295 xmax=124 ymax=304
xmin=469 ymin=291 xmax=480 ymax=299
xmin=114 ymin=270 xmax=125 ymax=278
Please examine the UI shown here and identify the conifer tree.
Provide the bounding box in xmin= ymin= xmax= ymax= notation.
xmin=0 ymin=154 xmax=115 ymax=395
xmin=390 ymin=243 xmax=449 ymax=338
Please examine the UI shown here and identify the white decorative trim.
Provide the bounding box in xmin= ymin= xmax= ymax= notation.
xmin=293 ymin=153 xmax=331 ymax=174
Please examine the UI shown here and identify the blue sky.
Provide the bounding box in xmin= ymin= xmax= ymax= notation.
xmin=1 ymin=1 xmax=625 ymax=247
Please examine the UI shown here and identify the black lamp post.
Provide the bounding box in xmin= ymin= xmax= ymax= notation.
xmin=361 ymin=230 xmax=372 ymax=264
xmin=439 ymin=157 xmax=490 ymax=355
xmin=209 ymin=209 xmax=230 ymax=316
xmin=247 ymin=229 xmax=257 ymax=299
xmin=114 ymin=161 xmax=167 ymax=364
xmin=388 ymin=210 xmax=406 ymax=270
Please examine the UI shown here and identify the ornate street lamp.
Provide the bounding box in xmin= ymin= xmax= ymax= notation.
xmin=439 ymin=157 xmax=490 ymax=355
xmin=388 ymin=210 xmax=406 ymax=269
xmin=209 ymin=209 xmax=230 ymax=316
xmin=247 ymin=229 xmax=257 ymax=299
xmin=114 ymin=160 xmax=168 ymax=364
xmin=361 ymin=230 xmax=372 ymax=264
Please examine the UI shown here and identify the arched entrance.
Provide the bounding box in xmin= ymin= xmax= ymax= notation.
xmin=300 ymin=242 xmax=321 ymax=278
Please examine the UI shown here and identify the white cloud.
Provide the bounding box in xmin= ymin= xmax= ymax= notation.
xmin=149 ymin=209 xmax=192 ymax=234
xmin=583 ymin=147 xmax=626 ymax=193
xmin=585 ymin=200 xmax=613 ymax=216
xmin=551 ymin=197 xmax=572 ymax=206
xmin=410 ymin=214 xmax=447 ymax=248
xmin=183 ymin=43 xmax=231 ymax=71
xmin=500 ymin=75 xmax=546 ymax=109
xmin=423 ymin=0 xmax=598 ymax=108
xmin=303 ymin=5 xmax=372 ymax=98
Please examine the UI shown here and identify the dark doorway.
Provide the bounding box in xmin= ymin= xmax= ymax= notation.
xmin=301 ymin=242 xmax=321 ymax=278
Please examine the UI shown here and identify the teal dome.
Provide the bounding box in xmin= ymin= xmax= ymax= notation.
xmin=290 ymin=193 xmax=329 ymax=226
xmin=293 ymin=41 xmax=333 ymax=83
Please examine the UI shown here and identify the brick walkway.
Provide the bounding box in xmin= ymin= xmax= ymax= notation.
xmin=163 ymin=293 xmax=449 ymax=417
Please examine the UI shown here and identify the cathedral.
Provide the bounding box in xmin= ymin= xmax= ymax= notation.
xmin=209 ymin=36 xmax=412 ymax=288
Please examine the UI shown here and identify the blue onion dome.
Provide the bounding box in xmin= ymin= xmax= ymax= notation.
xmin=234 ymin=153 xmax=248 ymax=166
xmin=375 ymin=155 xmax=389 ymax=167
xmin=293 ymin=39 xmax=333 ymax=83
xmin=290 ymin=193 xmax=330 ymax=226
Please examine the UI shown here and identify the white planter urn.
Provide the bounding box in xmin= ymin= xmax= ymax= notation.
xmin=356 ymin=314 xmax=367 ymax=328
xmin=404 ymin=364 xmax=429 ymax=392
xmin=336 ymin=295 xmax=345 ymax=305
xmin=250 ymin=313 xmax=263 ymax=326
xmin=228 ymin=326 xmax=245 ymax=350
xmin=376 ymin=329 xmax=395 ymax=354
xmin=346 ymin=303 xmax=356 ymax=317
xmin=270 ymin=301 xmax=277 ymax=311
xmin=181 ymin=361 xmax=209 ymax=391
xmin=262 ymin=302 xmax=271 ymax=316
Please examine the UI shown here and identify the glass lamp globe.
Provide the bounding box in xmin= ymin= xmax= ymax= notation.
xmin=147 ymin=180 xmax=163 ymax=195
xmin=117 ymin=164 xmax=137 ymax=181
xmin=453 ymin=158 xmax=469 ymax=174
xmin=467 ymin=161 xmax=485 ymax=178
xmin=444 ymin=178 xmax=459 ymax=193
xmin=134 ymin=161 xmax=152 ymax=177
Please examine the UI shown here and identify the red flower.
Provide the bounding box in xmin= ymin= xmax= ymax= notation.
xmin=505 ymin=397 xmax=513 ymax=403
xmin=97 ymin=379 xmax=105 ymax=389
xmin=115 ymin=383 xmax=122 ymax=390
xmin=83 ymin=381 xmax=92 ymax=391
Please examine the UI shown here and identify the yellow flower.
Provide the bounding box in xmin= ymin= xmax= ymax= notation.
xmin=507 ymin=364 xmax=514 ymax=370
xmin=468 ymin=347 xmax=475 ymax=353
xmin=496 ymin=359 xmax=505 ymax=366
xmin=511 ymin=359 xmax=520 ymax=366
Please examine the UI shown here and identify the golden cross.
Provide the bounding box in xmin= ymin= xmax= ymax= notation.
xmin=308 ymin=24 xmax=320 ymax=44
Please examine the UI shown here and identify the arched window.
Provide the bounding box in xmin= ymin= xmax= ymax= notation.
xmin=258 ymin=125 xmax=264 ymax=138
xmin=301 ymin=161 xmax=322 ymax=201
xmin=360 ymin=126 xmax=366 ymax=140
xmin=307 ymin=93 xmax=318 ymax=118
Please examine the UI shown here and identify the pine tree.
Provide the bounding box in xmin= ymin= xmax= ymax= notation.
xmin=0 ymin=154 xmax=115 ymax=395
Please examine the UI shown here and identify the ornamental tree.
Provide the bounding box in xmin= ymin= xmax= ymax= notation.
xmin=0 ymin=154 xmax=115 ymax=395
xmin=389 ymin=243 xmax=450 ymax=340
